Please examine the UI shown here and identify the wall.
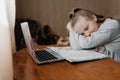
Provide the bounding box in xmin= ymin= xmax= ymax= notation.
xmin=16 ymin=0 xmax=120 ymax=36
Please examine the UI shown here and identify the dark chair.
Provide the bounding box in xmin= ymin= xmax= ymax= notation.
xmin=37 ymin=25 xmax=59 ymax=45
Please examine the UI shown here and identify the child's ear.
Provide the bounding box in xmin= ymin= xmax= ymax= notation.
xmin=92 ymin=14 xmax=97 ymax=22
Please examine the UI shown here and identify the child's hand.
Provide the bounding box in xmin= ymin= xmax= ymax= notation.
xmin=97 ymin=45 xmax=104 ymax=53
xmin=66 ymin=22 xmax=72 ymax=32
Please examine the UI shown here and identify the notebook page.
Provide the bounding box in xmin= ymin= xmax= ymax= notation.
xmin=48 ymin=46 xmax=109 ymax=62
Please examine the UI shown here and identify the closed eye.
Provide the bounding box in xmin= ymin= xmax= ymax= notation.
xmin=81 ymin=33 xmax=84 ymax=35
xmin=85 ymin=27 xmax=88 ymax=30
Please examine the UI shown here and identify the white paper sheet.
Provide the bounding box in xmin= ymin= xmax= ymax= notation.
xmin=48 ymin=46 xmax=109 ymax=62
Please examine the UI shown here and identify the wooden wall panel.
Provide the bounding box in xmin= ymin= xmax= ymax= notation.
xmin=16 ymin=0 xmax=120 ymax=36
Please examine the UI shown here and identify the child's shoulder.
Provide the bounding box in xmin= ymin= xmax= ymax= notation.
xmin=104 ymin=18 xmax=119 ymax=24
xmin=102 ymin=18 xmax=119 ymax=29
xmin=98 ymin=18 xmax=120 ymax=33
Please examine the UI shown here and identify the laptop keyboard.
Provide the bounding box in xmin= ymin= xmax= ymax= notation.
xmin=35 ymin=50 xmax=58 ymax=62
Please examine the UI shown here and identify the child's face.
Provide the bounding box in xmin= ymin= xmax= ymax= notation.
xmin=73 ymin=15 xmax=99 ymax=36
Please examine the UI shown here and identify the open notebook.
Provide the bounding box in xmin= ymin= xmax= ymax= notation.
xmin=48 ymin=46 xmax=109 ymax=62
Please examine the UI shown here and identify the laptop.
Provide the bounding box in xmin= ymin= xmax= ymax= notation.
xmin=20 ymin=22 xmax=64 ymax=64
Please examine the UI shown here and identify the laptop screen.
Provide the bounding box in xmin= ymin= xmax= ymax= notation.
xmin=21 ymin=22 xmax=35 ymax=55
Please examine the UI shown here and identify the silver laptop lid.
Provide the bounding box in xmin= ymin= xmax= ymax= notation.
xmin=21 ymin=22 xmax=38 ymax=63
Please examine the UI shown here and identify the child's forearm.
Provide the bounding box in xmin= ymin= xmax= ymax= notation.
xmin=69 ymin=30 xmax=83 ymax=50
xmin=69 ymin=30 xmax=111 ymax=49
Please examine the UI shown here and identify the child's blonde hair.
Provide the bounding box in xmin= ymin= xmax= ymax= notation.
xmin=69 ymin=8 xmax=106 ymax=27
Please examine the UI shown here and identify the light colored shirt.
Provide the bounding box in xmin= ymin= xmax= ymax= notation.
xmin=69 ymin=18 xmax=120 ymax=63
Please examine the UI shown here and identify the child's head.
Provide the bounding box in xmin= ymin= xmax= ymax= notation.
xmin=69 ymin=8 xmax=105 ymax=36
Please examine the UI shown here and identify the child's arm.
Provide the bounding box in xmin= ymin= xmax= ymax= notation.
xmin=69 ymin=30 xmax=83 ymax=49
xmin=66 ymin=21 xmax=83 ymax=49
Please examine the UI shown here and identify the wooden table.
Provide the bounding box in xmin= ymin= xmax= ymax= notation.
xmin=13 ymin=45 xmax=120 ymax=80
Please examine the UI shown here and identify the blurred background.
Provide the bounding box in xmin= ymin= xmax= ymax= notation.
xmin=16 ymin=0 xmax=120 ymax=36
xmin=15 ymin=0 xmax=120 ymax=50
